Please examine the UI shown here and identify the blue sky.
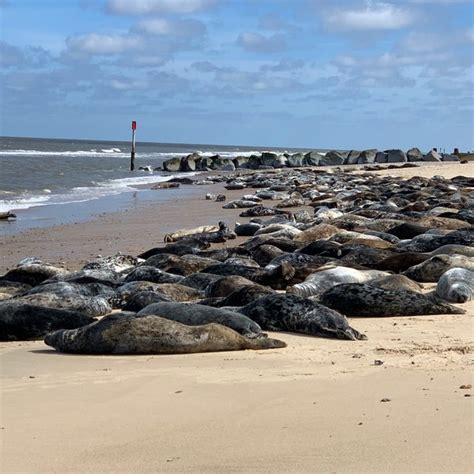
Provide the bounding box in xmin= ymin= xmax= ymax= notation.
xmin=1 ymin=0 xmax=473 ymax=150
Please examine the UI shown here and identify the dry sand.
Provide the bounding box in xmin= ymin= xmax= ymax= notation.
xmin=1 ymin=162 xmax=473 ymax=473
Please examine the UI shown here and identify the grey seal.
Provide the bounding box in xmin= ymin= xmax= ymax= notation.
xmin=0 ymin=302 xmax=94 ymax=341
xmin=137 ymin=302 xmax=263 ymax=336
xmin=239 ymin=294 xmax=366 ymax=340
xmin=319 ymin=283 xmax=465 ymax=317
xmin=0 ymin=262 xmax=68 ymax=286
xmin=123 ymin=266 xmax=183 ymax=284
xmin=288 ymin=266 xmax=389 ymax=298
xmin=45 ymin=313 xmax=286 ymax=354
xmin=435 ymin=268 xmax=474 ymax=303
xmin=402 ymin=254 xmax=474 ymax=282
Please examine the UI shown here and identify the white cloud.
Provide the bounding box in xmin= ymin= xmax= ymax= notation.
xmin=66 ymin=33 xmax=142 ymax=55
xmin=107 ymin=0 xmax=217 ymax=15
xmin=135 ymin=18 xmax=206 ymax=38
xmin=324 ymin=2 xmax=415 ymax=31
xmin=237 ymin=32 xmax=286 ymax=53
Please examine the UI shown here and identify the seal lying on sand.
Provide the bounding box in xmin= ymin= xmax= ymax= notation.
xmin=138 ymin=302 xmax=263 ymax=337
xmin=0 ymin=262 xmax=68 ymax=286
xmin=435 ymin=268 xmax=474 ymax=303
xmin=287 ymin=266 xmax=389 ymax=298
xmin=239 ymin=294 xmax=366 ymax=340
xmin=0 ymin=302 xmax=94 ymax=341
xmin=319 ymin=283 xmax=465 ymax=317
xmin=45 ymin=313 xmax=286 ymax=354
xmin=402 ymin=254 xmax=474 ymax=282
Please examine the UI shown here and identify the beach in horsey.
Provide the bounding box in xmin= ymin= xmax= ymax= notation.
xmin=1 ymin=157 xmax=473 ymax=473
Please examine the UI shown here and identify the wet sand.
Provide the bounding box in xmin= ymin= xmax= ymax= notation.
xmin=1 ymin=162 xmax=473 ymax=473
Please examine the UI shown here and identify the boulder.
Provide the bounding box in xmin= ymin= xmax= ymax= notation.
xmin=357 ymin=149 xmax=377 ymax=164
xmin=233 ymin=156 xmax=250 ymax=169
xmin=407 ymin=147 xmax=423 ymax=162
xmin=345 ymin=150 xmax=361 ymax=165
xmin=423 ymin=150 xmax=442 ymax=162
xmin=197 ymin=157 xmax=215 ymax=170
xmin=385 ymin=149 xmax=407 ymax=163
xmin=213 ymin=158 xmax=235 ymax=171
xmin=375 ymin=151 xmax=388 ymax=163
xmin=441 ymin=153 xmax=459 ymax=162
xmin=248 ymin=155 xmax=262 ymax=170
xmin=162 ymin=157 xmax=181 ymax=172
xmin=320 ymin=151 xmax=346 ymax=166
xmin=181 ymin=152 xmax=200 ymax=172
xmin=303 ymin=151 xmax=321 ymax=166
xmin=287 ymin=153 xmax=305 ymax=167
xmin=260 ymin=152 xmax=287 ymax=168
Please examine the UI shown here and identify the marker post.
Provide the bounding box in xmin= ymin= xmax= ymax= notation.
xmin=130 ymin=120 xmax=137 ymax=171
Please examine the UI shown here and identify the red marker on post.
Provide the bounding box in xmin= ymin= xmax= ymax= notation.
xmin=130 ymin=120 xmax=137 ymax=171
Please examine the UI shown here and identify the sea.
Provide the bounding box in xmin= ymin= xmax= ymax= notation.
xmin=0 ymin=136 xmax=314 ymax=234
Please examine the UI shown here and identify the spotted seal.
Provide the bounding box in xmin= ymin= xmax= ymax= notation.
xmin=319 ymin=283 xmax=465 ymax=317
xmin=45 ymin=313 xmax=286 ymax=354
xmin=137 ymin=302 xmax=263 ymax=336
xmin=0 ymin=302 xmax=94 ymax=341
xmin=239 ymin=294 xmax=366 ymax=340
xmin=435 ymin=268 xmax=474 ymax=303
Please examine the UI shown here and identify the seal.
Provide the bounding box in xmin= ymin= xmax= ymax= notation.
xmin=178 ymin=272 xmax=223 ymax=291
xmin=239 ymin=294 xmax=366 ymax=340
xmin=0 ymin=262 xmax=68 ymax=286
xmin=435 ymin=268 xmax=474 ymax=303
xmin=431 ymin=245 xmax=474 ymax=258
xmin=123 ymin=266 xmax=183 ymax=284
xmin=122 ymin=291 xmax=172 ymax=312
xmin=212 ymin=284 xmax=275 ymax=307
xmin=287 ymin=266 xmax=389 ymax=298
xmin=319 ymin=283 xmax=465 ymax=317
xmin=45 ymin=313 xmax=287 ymax=354
xmin=137 ymin=302 xmax=263 ymax=336
xmin=402 ymin=254 xmax=474 ymax=282
xmin=205 ymin=275 xmax=256 ymax=297
xmin=137 ymin=239 xmax=209 ymax=259
xmin=235 ymin=222 xmax=262 ymax=236
xmin=143 ymin=254 xmax=218 ymax=276
xmin=163 ymin=224 xmax=220 ymax=242
xmin=367 ymin=274 xmax=423 ymax=293
xmin=14 ymin=293 xmax=112 ymax=317
xmin=0 ymin=302 xmax=94 ymax=341
xmin=83 ymin=254 xmax=140 ymax=273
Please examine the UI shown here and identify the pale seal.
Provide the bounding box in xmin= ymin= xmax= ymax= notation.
xmin=239 ymin=294 xmax=366 ymax=340
xmin=319 ymin=283 xmax=465 ymax=317
xmin=435 ymin=268 xmax=474 ymax=303
xmin=288 ymin=266 xmax=389 ymax=298
xmin=45 ymin=313 xmax=287 ymax=354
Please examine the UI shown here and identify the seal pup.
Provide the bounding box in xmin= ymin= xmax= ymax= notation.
xmin=319 ymin=283 xmax=465 ymax=317
xmin=239 ymin=294 xmax=366 ymax=340
xmin=45 ymin=313 xmax=286 ymax=355
xmin=0 ymin=302 xmax=94 ymax=341
xmin=402 ymin=254 xmax=474 ymax=282
xmin=435 ymin=268 xmax=474 ymax=303
xmin=288 ymin=266 xmax=389 ymax=298
xmin=138 ymin=302 xmax=263 ymax=337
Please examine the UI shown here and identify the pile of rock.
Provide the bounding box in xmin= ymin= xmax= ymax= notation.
xmin=162 ymin=148 xmax=459 ymax=172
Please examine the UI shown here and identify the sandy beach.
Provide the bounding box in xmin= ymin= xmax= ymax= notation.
xmin=1 ymin=162 xmax=473 ymax=473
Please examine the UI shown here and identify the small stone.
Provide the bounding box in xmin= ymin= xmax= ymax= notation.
xmin=459 ymin=384 xmax=472 ymax=389
xmin=29 ymin=375 xmax=35 ymax=379
xmin=358 ymin=422 xmax=363 ymax=426
xmin=374 ymin=359 xmax=384 ymax=366
xmin=175 ymin=390 xmax=183 ymax=394
xmin=464 ymin=394 xmax=471 ymax=397
xmin=380 ymin=398 xmax=391 ymax=402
